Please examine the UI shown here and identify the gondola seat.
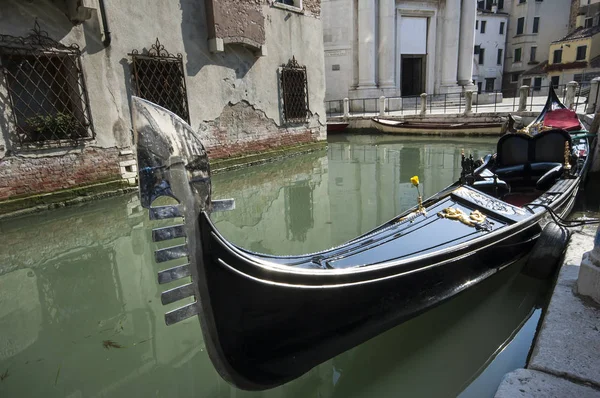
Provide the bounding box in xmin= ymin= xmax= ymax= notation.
xmin=493 ymin=130 xmax=571 ymax=189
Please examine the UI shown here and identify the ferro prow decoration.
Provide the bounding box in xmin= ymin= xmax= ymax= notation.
xmin=132 ymin=97 xmax=590 ymax=391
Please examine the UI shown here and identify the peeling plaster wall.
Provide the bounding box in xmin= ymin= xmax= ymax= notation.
xmin=0 ymin=0 xmax=326 ymax=201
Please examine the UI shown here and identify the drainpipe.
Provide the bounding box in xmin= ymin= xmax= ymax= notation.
xmin=98 ymin=0 xmax=112 ymax=48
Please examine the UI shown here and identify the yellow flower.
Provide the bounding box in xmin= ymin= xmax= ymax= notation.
xmin=410 ymin=176 xmax=419 ymax=187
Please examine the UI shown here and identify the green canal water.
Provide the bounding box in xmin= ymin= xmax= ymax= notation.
xmin=0 ymin=134 xmax=553 ymax=397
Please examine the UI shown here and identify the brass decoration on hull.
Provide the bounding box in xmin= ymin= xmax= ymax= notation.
xmin=438 ymin=207 xmax=491 ymax=231
xmin=564 ymin=141 xmax=572 ymax=171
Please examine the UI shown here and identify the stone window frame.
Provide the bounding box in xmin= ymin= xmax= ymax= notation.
xmin=576 ymin=45 xmax=587 ymax=61
xmin=0 ymin=21 xmax=95 ymax=150
xmin=273 ymin=0 xmax=304 ymax=14
xmin=516 ymin=17 xmax=525 ymax=35
xmin=514 ymin=47 xmax=522 ymax=63
xmin=279 ymin=57 xmax=310 ymax=125
xmin=129 ymin=38 xmax=190 ymax=124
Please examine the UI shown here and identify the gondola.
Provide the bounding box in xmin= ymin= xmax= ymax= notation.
xmin=508 ymin=85 xmax=588 ymax=135
xmin=131 ymin=96 xmax=591 ymax=391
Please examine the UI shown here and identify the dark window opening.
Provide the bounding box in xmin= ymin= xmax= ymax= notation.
xmin=485 ymin=78 xmax=495 ymax=92
xmin=0 ymin=22 xmax=94 ymax=149
xmin=551 ymin=75 xmax=559 ymax=88
xmin=530 ymin=47 xmax=537 ymax=62
xmin=517 ymin=17 xmax=524 ymax=35
xmin=533 ymin=77 xmax=542 ymax=91
xmin=576 ymin=45 xmax=587 ymax=61
xmin=497 ymin=48 xmax=503 ymax=65
xmin=474 ymin=45 xmax=481 ymax=54
xmin=514 ymin=48 xmax=522 ymax=62
xmin=498 ymin=0 xmax=504 ymax=8
xmin=130 ymin=39 xmax=190 ymax=123
xmin=499 ymin=22 xmax=505 ymax=34
xmin=280 ymin=57 xmax=309 ymax=124
xmin=477 ymin=82 xmax=482 ymax=94
xmin=533 ymin=17 xmax=539 ymax=33
xmin=481 ymin=21 xmax=487 ymax=33
xmin=553 ymin=49 xmax=562 ymax=63
xmin=476 ymin=20 xmax=479 ymax=29
xmin=511 ymin=73 xmax=519 ymax=83
xmin=585 ymin=18 xmax=593 ymax=28
xmin=479 ymin=48 xmax=485 ymax=65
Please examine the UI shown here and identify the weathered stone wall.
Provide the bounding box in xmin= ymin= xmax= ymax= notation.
xmin=0 ymin=0 xmax=326 ymax=206
xmin=0 ymin=148 xmax=122 ymax=200
xmin=201 ymin=101 xmax=320 ymax=159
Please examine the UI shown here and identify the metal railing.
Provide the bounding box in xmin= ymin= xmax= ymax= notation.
xmin=325 ymin=82 xmax=597 ymax=119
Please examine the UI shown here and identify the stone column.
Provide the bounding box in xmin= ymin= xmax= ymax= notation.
xmin=464 ymin=90 xmax=473 ymax=115
xmin=343 ymin=98 xmax=350 ymax=117
xmin=420 ymin=93 xmax=427 ymax=115
xmin=379 ymin=96 xmax=386 ymax=116
xmin=587 ymin=77 xmax=600 ymax=114
xmin=358 ymin=0 xmax=377 ymax=89
xmin=378 ymin=0 xmax=395 ymax=89
xmin=457 ymin=0 xmax=476 ymax=86
xmin=519 ymin=85 xmax=529 ymax=112
xmin=577 ymin=225 xmax=600 ymax=305
xmin=566 ymin=81 xmax=578 ymax=109
xmin=440 ymin=0 xmax=461 ymax=93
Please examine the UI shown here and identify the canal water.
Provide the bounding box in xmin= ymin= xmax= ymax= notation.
xmin=0 ymin=134 xmax=555 ymax=397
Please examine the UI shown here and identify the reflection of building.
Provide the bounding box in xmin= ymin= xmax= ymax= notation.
xmin=0 ymin=0 xmax=326 ymax=205
xmin=285 ymin=182 xmax=314 ymax=242
xmin=322 ymin=0 xmax=477 ymax=99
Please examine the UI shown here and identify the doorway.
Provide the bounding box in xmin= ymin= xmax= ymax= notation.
xmin=401 ymin=55 xmax=426 ymax=96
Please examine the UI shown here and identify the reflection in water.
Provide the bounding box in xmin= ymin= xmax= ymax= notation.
xmin=0 ymin=134 xmax=549 ymax=397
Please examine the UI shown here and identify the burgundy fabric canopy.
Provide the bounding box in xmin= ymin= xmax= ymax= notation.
xmin=543 ymin=109 xmax=582 ymax=131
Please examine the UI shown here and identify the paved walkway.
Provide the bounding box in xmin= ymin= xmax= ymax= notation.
xmin=495 ymin=225 xmax=600 ymax=397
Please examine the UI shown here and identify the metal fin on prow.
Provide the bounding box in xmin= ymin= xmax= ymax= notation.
xmin=131 ymin=96 xmax=210 ymax=326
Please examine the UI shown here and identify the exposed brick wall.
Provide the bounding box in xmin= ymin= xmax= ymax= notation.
xmin=199 ymin=100 xmax=321 ymax=159
xmin=303 ymin=0 xmax=321 ymax=17
xmin=0 ymin=147 xmax=122 ymax=201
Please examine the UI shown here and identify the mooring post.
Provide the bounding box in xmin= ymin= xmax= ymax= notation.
xmin=420 ymin=93 xmax=427 ymax=115
xmin=379 ymin=96 xmax=386 ymax=116
xmin=577 ymin=225 xmax=600 ymax=305
xmin=343 ymin=97 xmax=350 ymax=117
xmin=464 ymin=90 xmax=473 ymax=115
xmin=566 ymin=81 xmax=578 ymax=109
xmin=518 ymin=85 xmax=529 ymax=112
xmin=586 ymin=77 xmax=600 ymax=114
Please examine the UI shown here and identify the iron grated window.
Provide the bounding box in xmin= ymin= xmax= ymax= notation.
xmin=130 ymin=39 xmax=190 ymax=123
xmin=0 ymin=21 xmax=94 ymax=149
xmin=280 ymin=57 xmax=310 ymax=124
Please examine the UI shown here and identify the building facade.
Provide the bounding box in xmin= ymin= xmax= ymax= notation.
xmin=473 ymin=9 xmax=509 ymax=92
xmin=547 ymin=25 xmax=600 ymax=85
xmin=322 ymin=0 xmax=477 ymax=101
xmin=0 ymin=0 xmax=326 ymax=203
xmin=503 ymin=0 xmax=571 ymax=92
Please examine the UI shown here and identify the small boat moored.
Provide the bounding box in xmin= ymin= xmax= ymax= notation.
xmin=372 ymin=117 xmax=506 ymax=135
xmin=131 ymin=96 xmax=591 ymax=391
xmin=326 ymin=121 xmax=349 ymax=133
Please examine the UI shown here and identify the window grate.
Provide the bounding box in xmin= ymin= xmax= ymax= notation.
xmin=0 ymin=21 xmax=95 ymax=149
xmin=130 ymin=39 xmax=190 ymax=123
xmin=280 ymin=57 xmax=309 ymax=124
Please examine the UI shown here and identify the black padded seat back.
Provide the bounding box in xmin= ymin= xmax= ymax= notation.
xmin=532 ymin=129 xmax=572 ymax=163
xmin=497 ymin=134 xmax=529 ymax=166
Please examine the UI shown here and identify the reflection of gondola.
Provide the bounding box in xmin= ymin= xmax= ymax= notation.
xmin=508 ymin=85 xmax=588 ymax=135
xmin=131 ymin=97 xmax=590 ymax=390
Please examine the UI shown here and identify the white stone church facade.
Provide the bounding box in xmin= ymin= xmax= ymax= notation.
xmin=322 ymin=0 xmax=477 ymax=100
